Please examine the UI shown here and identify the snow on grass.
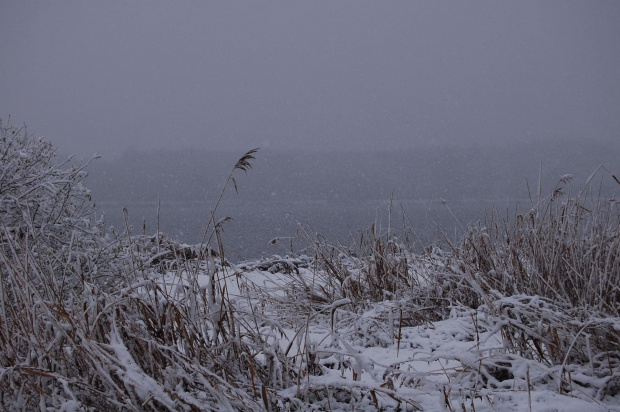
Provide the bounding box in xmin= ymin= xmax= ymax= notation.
xmin=2 ymin=122 xmax=618 ymax=410
xmin=143 ymin=254 xmax=619 ymax=411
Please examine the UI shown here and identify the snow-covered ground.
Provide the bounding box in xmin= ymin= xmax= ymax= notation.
xmin=153 ymin=255 xmax=620 ymax=411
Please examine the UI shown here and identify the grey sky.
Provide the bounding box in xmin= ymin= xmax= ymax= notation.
xmin=1 ymin=1 xmax=619 ymax=158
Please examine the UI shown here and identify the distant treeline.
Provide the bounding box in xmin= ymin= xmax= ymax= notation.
xmin=86 ymin=139 xmax=619 ymax=205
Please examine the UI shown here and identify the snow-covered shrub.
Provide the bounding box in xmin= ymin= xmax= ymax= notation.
xmin=0 ymin=121 xmax=105 ymax=286
xmin=0 ymin=123 xmax=283 ymax=409
xmin=0 ymin=120 xmax=107 ymax=408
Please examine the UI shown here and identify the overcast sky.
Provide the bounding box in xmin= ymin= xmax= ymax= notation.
xmin=1 ymin=1 xmax=619 ymax=158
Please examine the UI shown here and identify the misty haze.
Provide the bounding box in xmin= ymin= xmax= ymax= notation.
xmin=1 ymin=1 xmax=620 ymax=410
xmin=2 ymin=2 xmax=618 ymax=259
xmin=2 ymin=2 xmax=618 ymax=256
xmin=86 ymin=141 xmax=618 ymax=261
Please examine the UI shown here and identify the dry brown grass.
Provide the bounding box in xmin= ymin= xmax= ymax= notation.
xmin=2 ymin=119 xmax=618 ymax=409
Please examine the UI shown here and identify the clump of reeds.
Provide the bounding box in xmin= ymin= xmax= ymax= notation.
xmin=416 ymin=171 xmax=620 ymax=401
xmin=457 ymin=172 xmax=619 ymax=311
xmin=454 ymin=173 xmax=618 ymax=349
xmin=0 ymin=122 xmax=291 ymax=409
xmin=273 ymin=168 xmax=620 ymax=404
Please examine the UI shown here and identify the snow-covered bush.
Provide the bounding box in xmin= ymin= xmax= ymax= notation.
xmin=0 ymin=120 xmax=104 ymax=285
xmin=0 ymin=122 xmax=278 ymax=410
